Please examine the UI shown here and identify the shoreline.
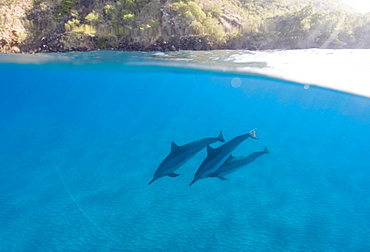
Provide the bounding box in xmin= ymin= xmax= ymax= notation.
xmin=3 ymin=34 xmax=364 ymax=54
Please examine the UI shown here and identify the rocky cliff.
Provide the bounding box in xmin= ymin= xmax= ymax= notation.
xmin=1 ymin=0 xmax=369 ymax=53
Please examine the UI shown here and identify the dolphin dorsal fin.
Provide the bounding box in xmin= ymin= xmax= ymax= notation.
xmin=264 ymin=146 xmax=270 ymax=154
xmin=218 ymin=131 xmax=225 ymax=142
xmin=206 ymin=145 xmax=215 ymax=155
xmin=171 ymin=142 xmax=180 ymax=152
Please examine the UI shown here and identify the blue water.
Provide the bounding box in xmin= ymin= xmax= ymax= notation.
xmin=1 ymin=51 xmax=370 ymax=251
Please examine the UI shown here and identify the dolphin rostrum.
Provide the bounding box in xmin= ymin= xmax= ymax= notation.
xmin=148 ymin=131 xmax=225 ymax=185
xmin=189 ymin=129 xmax=258 ymax=186
xmin=208 ymin=146 xmax=270 ymax=180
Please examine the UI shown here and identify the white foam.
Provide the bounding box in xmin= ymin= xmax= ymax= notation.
xmin=1 ymin=49 xmax=370 ymax=98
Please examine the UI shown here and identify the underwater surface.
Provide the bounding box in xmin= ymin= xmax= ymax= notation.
xmin=0 ymin=50 xmax=370 ymax=251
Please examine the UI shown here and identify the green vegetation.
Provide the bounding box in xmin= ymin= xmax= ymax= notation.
xmin=56 ymin=0 xmax=75 ymax=18
xmin=122 ymin=12 xmax=135 ymax=23
xmin=65 ymin=19 xmax=96 ymax=36
xmin=2 ymin=0 xmax=370 ymax=52
xmin=170 ymin=0 xmax=229 ymax=42
xmin=203 ymin=2 xmax=222 ymax=19
xmin=172 ymin=1 xmax=206 ymax=22
xmin=85 ymin=11 xmax=99 ymax=22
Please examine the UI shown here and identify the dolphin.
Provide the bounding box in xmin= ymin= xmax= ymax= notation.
xmin=189 ymin=129 xmax=258 ymax=186
xmin=208 ymin=146 xmax=270 ymax=180
xmin=148 ymin=131 xmax=225 ymax=185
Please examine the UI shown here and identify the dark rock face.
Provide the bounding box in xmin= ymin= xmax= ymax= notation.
xmin=22 ymin=32 xmax=66 ymax=53
xmin=144 ymin=36 xmax=212 ymax=51
xmin=21 ymin=35 xmax=218 ymax=53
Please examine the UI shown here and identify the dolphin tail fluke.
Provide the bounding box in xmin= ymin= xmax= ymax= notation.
xmin=218 ymin=175 xmax=228 ymax=180
xmin=218 ymin=131 xmax=225 ymax=142
xmin=264 ymin=146 xmax=270 ymax=154
xmin=249 ymin=129 xmax=258 ymax=139
xmin=189 ymin=179 xmax=198 ymax=186
xmin=148 ymin=178 xmax=157 ymax=185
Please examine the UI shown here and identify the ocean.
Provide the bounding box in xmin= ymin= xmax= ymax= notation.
xmin=0 ymin=49 xmax=369 ymax=251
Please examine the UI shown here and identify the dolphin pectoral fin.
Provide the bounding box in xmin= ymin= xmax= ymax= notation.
xmin=218 ymin=131 xmax=225 ymax=142
xmin=224 ymin=154 xmax=234 ymax=164
xmin=249 ymin=129 xmax=258 ymax=139
xmin=167 ymin=172 xmax=180 ymax=177
xmin=218 ymin=175 xmax=228 ymax=180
